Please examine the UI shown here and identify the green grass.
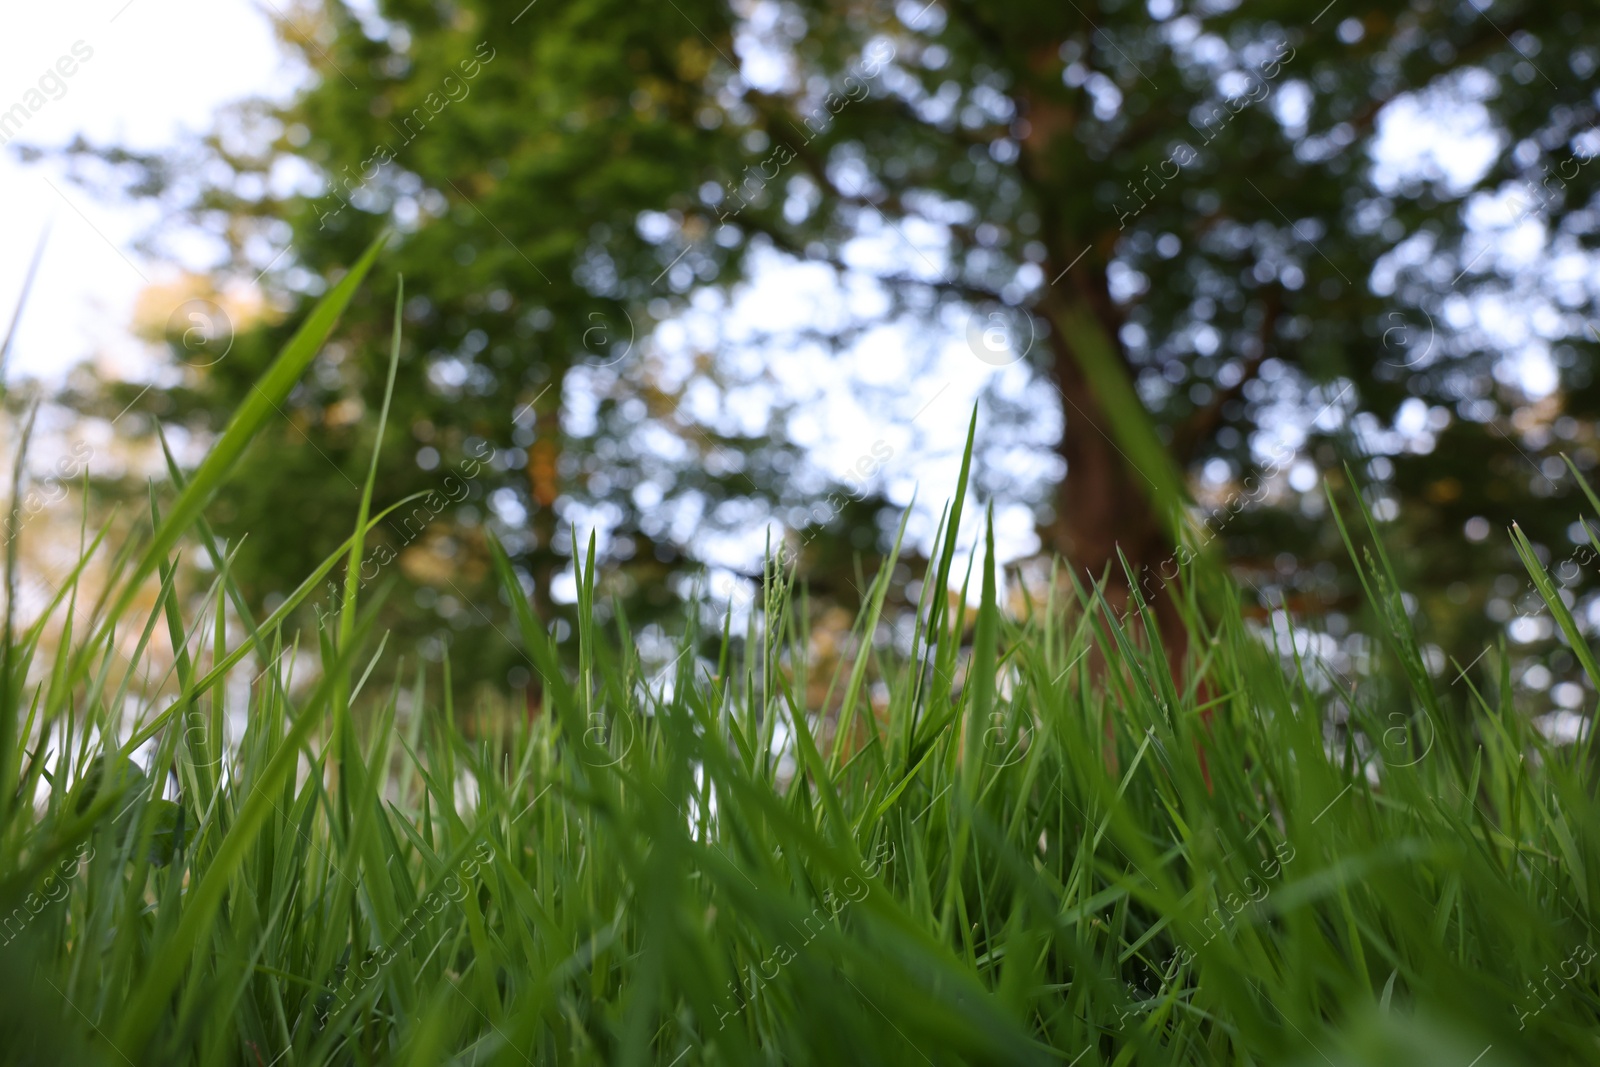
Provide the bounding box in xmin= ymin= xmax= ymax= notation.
xmin=3 ymin=267 xmax=1600 ymax=1066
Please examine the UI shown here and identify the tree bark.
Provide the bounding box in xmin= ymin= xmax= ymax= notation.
xmin=1041 ymin=298 xmax=1191 ymax=671
xmin=1014 ymin=62 xmax=1192 ymax=673
xmin=526 ymin=367 xmax=566 ymax=624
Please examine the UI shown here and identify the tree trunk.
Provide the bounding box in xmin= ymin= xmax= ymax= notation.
xmin=526 ymin=367 xmax=566 ymax=624
xmin=1044 ymin=314 xmax=1191 ymax=672
xmin=1014 ymin=65 xmax=1192 ymax=674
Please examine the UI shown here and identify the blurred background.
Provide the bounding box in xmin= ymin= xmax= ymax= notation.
xmin=4 ymin=0 xmax=1600 ymax=725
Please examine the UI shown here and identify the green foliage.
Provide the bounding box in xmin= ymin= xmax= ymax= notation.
xmin=72 ymin=0 xmax=1600 ymax=700
xmin=5 ymin=276 xmax=1600 ymax=1064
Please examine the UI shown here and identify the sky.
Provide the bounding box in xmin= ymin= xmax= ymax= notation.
xmin=0 ymin=0 xmax=1582 ymax=593
xmin=0 ymin=0 xmax=284 ymax=384
xmin=0 ymin=4 xmax=1559 ymax=397
xmin=0 ymin=0 xmax=1036 ymax=581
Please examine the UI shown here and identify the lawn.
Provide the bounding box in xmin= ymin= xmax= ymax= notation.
xmin=3 ymin=261 xmax=1597 ymax=1065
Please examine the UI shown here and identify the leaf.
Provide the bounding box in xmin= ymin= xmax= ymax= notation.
xmin=143 ymin=798 xmax=193 ymax=867
xmin=104 ymin=233 xmax=387 ymax=630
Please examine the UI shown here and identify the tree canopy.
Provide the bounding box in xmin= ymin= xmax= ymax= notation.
xmin=70 ymin=0 xmax=1600 ymax=700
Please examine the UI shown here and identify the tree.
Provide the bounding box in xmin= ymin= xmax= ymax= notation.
xmin=65 ymin=0 xmax=1600 ymax=696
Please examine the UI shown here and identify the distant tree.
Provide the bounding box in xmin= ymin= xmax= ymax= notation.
xmin=60 ymin=0 xmax=1600 ymax=697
